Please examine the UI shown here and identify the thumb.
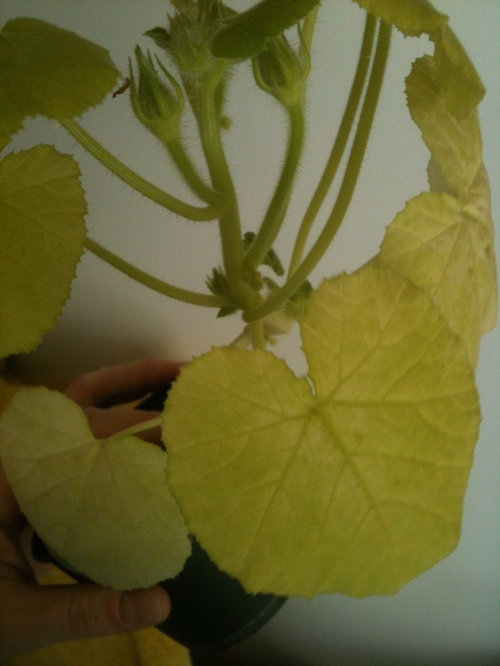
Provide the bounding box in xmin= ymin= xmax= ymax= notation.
xmin=60 ymin=583 xmax=172 ymax=636
xmin=1 ymin=580 xmax=171 ymax=659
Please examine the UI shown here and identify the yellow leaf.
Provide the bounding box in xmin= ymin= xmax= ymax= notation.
xmin=163 ymin=263 xmax=479 ymax=597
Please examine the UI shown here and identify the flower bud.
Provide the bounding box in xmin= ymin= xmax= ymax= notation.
xmin=129 ymin=47 xmax=184 ymax=144
xmin=252 ymin=30 xmax=311 ymax=108
xmin=166 ymin=0 xmax=230 ymax=82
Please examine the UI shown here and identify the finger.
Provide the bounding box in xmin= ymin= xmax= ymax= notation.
xmin=0 ymin=579 xmax=170 ymax=660
xmin=64 ymin=358 xmax=183 ymax=407
xmin=83 ymin=407 xmax=163 ymax=443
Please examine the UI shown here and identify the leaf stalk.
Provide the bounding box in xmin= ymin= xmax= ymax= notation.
xmin=60 ymin=118 xmax=219 ymax=221
xmin=244 ymin=102 xmax=305 ymax=272
xmin=110 ymin=416 xmax=162 ymax=440
xmin=84 ymin=237 xmax=226 ymax=308
xmin=196 ymin=82 xmax=256 ymax=309
xmin=288 ymin=13 xmax=377 ymax=276
xmin=165 ymin=135 xmax=220 ymax=205
xmin=244 ymin=19 xmax=392 ymax=322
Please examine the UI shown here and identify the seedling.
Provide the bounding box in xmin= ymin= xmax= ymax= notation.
xmin=0 ymin=0 xmax=496 ymax=602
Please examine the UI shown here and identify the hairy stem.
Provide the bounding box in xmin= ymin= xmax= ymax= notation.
xmin=244 ymin=103 xmax=305 ymax=272
xmin=244 ymin=20 xmax=392 ymax=323
xmin=288 ymin=13 xmax=377 ymax=276
xmin=196 ymin=84 xmax=254 ymax=308
xmin=60 ymin=119 xmax=219 ymax=221
xmin=85 ymin=237 xmax=226 ymax=308
xmin=165 ymin=135 xmax=220 ymax=205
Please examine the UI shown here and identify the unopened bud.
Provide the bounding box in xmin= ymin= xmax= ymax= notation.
xmin=166 ymin=0 xmax=230 ymax=83
xmin=129 ymin=47 xmax=184 ymax=144
xmin=252 ymin=30 xmax=310 ymax=107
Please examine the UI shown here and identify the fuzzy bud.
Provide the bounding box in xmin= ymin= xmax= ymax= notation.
xmin=129 ymin=47 xmax=184 ymax=144
xmin=252 ymin=31 xmax=310 ymax=108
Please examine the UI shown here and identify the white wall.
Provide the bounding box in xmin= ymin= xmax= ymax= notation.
xmin=2 ymin=2 xmax=499 ymax=664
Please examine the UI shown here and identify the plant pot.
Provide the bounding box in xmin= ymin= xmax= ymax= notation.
xmin=32 ymin=382 xmax=286 ymax=653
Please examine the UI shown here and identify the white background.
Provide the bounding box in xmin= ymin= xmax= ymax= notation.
xmin=1 ymin=2 xmax=499 ymax=664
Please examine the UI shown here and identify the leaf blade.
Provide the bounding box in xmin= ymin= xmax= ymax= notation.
xmin=353 ymin=0 xmax=447 ymax=36
xmin=378 ymin=190 xmax=497 ymax=366
xmin=164 ymin=263 xmax=479 ymax=597
xmin=406 ymin=55 xmax=482 ymax=197
xmin=0 ymin=386 xmax=190 ymax=590
xmin=211 ymin=0 xmax=320 ymax=59
xmin=354 ymin=0 xmax=484 ymax=118
xmin=0 ymin=145 xmax=87 ymax=359
xmin=0 ymin=17 xmax=119 ymax=147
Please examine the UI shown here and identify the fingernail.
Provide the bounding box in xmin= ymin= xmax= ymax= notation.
xmin=119 ymin=587 xmax=171 ymax=627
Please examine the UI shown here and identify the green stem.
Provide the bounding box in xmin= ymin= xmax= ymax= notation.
xmin=60 ymin=119 xmax=219 ymax=221
xmin=288 ymin=13 xmax=376 ymax=276
xmin=249 ymin=320 xmax=266 ymax=350
xmin=196 ymin=84 xmax=252 ymax=307
xmin=244 ymin=103 xmax=305 ymax=271
xmin=230 ymin=327 xmax=252 ymax=349
xmin=165 ymin=135 xmax=220 ymax=205
xmin=111 ymin=416 xmax=162 ymax=440
xmin=85 ymin=237 xmax=226 ymax=308
xmin=244 ymin=20 xmax=392 ymax=323
xmin=301 ymin=5 xmax=319 ymax=51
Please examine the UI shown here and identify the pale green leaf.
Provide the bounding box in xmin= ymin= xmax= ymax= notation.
xmin=379 ymin=189 xmax=497 ymax=366
xmin=399 ymin=29 xmax=496 ymax=356
xmin=0 ymin=145 xmax=87 ymax=359
xmin=354 ymin=0 xmax=484 ymax=118
xmin=353 ymin=0 xmax=446 ymax=36
xmin=0 ymin=18 xmax=119 ymax=148
xmin=164 ymin=262 xmax=479 ymax=597
xmin=431 ymin=23 xmax=485 ymax=120
xmin=406 ymin=55 xmax=482 ymax=197
xmin=0 ymin=386 xmax=190 ymax=590
xmin=380 ymin=190 xmax=496 ymax=356
xmin=211 ymin=0 xmax=320 ymax=59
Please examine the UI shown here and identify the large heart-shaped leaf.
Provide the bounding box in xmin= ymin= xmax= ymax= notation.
xmin=0 ymin=17 xmax=119 ymax=148
xmin=163 ymin=262 xmax=479 ymax=597
xmin=0 ymin=387 xmax=190 ymax=590
xmin=0 ymin=145 xmax=87 ymax=359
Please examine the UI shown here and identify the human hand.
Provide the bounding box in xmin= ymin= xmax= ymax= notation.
xmin=0 ymin=358 xmax=182 ymax=660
